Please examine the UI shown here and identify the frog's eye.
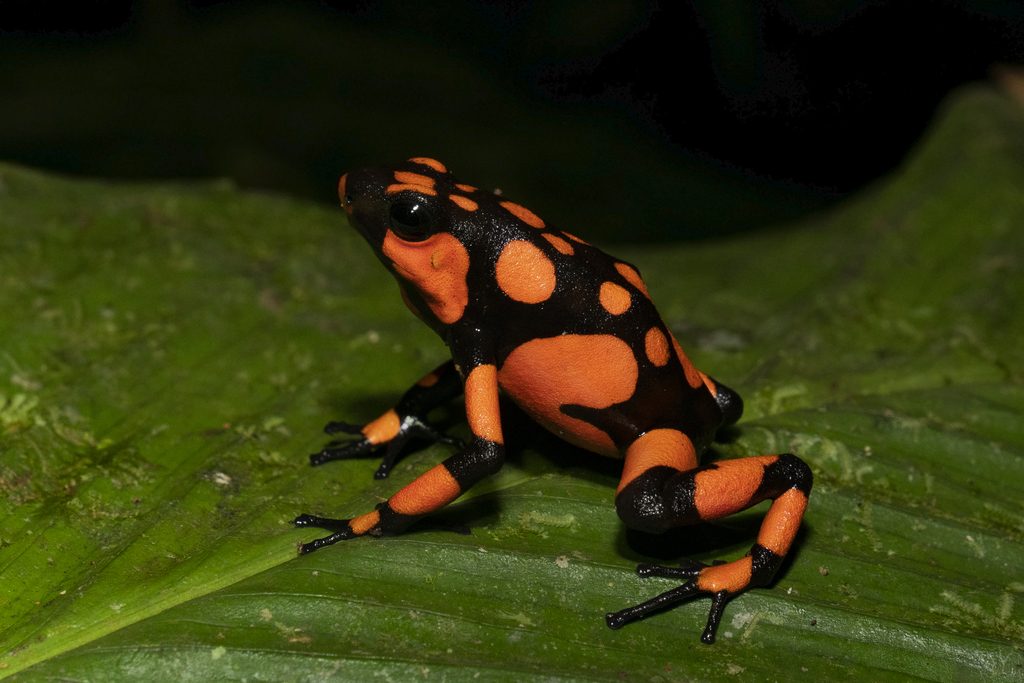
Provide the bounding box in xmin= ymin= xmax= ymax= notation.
xmin=388 ymin=199 xmax=434 ymax=241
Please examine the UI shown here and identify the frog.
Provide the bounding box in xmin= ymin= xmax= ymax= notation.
xmin=294 ymin=157 xmax=813 ymax=644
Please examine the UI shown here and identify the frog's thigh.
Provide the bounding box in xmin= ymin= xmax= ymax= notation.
xmin=498 ymin=334 xmax=637 ymax=456
xmin=615 ymin=436 xmax=810 ymax=543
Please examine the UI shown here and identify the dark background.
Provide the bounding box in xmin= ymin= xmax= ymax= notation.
xmin=2 ymin=0 xmax=1023 ymax=241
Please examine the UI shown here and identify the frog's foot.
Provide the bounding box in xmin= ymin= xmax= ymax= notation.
xmin=605 ymin=556 xmax=763 ymax=644
xmin=293 ymin=513 xmax=359 ymax=553
xmin=310 ymin=410 xmax=464 ymax=478
xmin=294 ymin=500 xmax=412 ymax=553
xmin=294 ymin=506 xmax=471 ymax=554
xmin=322 ymin=420 xmax=366 ymax=436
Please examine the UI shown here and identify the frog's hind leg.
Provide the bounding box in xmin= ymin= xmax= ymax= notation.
xmin=608 ymin=428 xmax=812 ymax=643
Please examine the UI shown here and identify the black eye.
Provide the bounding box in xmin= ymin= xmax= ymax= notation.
xmin=388 ymin=199 xmax=434 ymax=240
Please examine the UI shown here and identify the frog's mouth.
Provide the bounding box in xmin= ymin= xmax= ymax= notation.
xmin=338 ymin=167 xmax=399 ymax=250
xmin=344 ymin=211 xmax=385 ymax=251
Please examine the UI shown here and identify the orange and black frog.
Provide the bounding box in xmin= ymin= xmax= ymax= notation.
xmin=294 ymin=157 xmax=812 ymax=644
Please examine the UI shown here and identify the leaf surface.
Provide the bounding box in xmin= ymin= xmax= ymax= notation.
xmin=2 ymin=85 xmax=1023 ymax=681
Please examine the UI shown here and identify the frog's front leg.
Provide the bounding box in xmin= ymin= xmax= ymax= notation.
xmin=296 ymin=328 xmax=505 ymax=553
xmin=309 ymin=360 xmax=464 ymax=479
xmin=606 ymin=428 xmax=812 ymax=643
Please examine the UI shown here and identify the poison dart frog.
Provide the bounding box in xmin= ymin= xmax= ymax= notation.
xmin=294 ymin=157 xmax=813 ymax=644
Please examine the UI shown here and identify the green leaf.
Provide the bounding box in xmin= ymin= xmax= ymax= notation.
xmin=2 ymin=84 xmax=1023 ymax=681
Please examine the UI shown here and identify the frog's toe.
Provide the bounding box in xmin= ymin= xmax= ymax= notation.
xmin=605 ymin=578 xmax=704 ymax=630
xmin=294 ymin=514 xmax=357 ymax=554
xmin=297 ymin=530 xmax=354 ymax=554
xmin=324 ymin=420 xmax=364 ymax=435
xmin=309 ymin=439 xmax=376 ymax=466
xmin=635 ymin=559 xmax=707 ymax=580
xmin=700 ymin=590 xmax=730 ymax=644
xmin=293 ymin=513 xmax=351 ymax=530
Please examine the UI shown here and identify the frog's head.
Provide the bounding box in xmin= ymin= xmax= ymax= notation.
xmin=339 ymin=158 xmax=441 ymax=248
xmin=338 ymin=158 xmax=485 ymax=332
xmin=339 ymin=158 xmax=559 ymax=334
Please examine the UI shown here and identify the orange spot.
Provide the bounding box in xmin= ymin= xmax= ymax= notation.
xmin=563 ymin=232 xmax=588 ymax=244
xmin=541 ymin=233 xmax=574 ymax=255
xmin=698 ymin=371 xmax=717 ymax=397
xmin=499 ymin=335 xmax=638 ymax=456
xmin=695 ymin=556 xmax=753 ymax=594
xmin=614 ymin=262 xmax=649 ymax=298
xmin=495 ymin=240 xmax=557 ymax=304
xmin=349 ymin=509 xmax=381 ymax=535
xmin=449 ymin=195 xmax=479 ymax=211
xmin=388 ymin=463 xmax=462 ymax=516
xmin=465 ymin=364 xmax=503 ymax=444
xmin=386 ymin=183 xmax=437 ymax=196
xmin=383 ymin=231 xmax=470 ymax=324
xmin=617 ymin=429 xmax=698 ymax=495
xmin=599 ymin=281 xmax=631 ymax=315
xmin=694 ymin=456 xmax=771 ymax=520
xmin=338 ymin=174 xmax=351 ymax=213
xmin=417 ymin=368 xmax=442 ymax=387
xmin=361 ymin=408 xmax=401 ymax=444
xmin=456 ymin=183 xmax=476 ymax=193
xmin=670 ymin=334 xmax=705 ymax=389
xmin=397 ymin=282 xmax=428 ymax=323
xmin=645 ymin=327 xmax=670 ymax=366
xmin=500 ymin=201 xmax=545 ymax=228
xmin=409 ymin=157 xmax=447 ymax=173
xmin=758 ymin=488 xmax=808 ymax=556
xmin=394 ymin=171 xmax=435 ymax=187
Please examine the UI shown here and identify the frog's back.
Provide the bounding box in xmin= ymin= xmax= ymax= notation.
xmin=340 ymin=158 xmax=726 ymax=457
xmin=481 ymin=236 xmax=725 ymax=458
